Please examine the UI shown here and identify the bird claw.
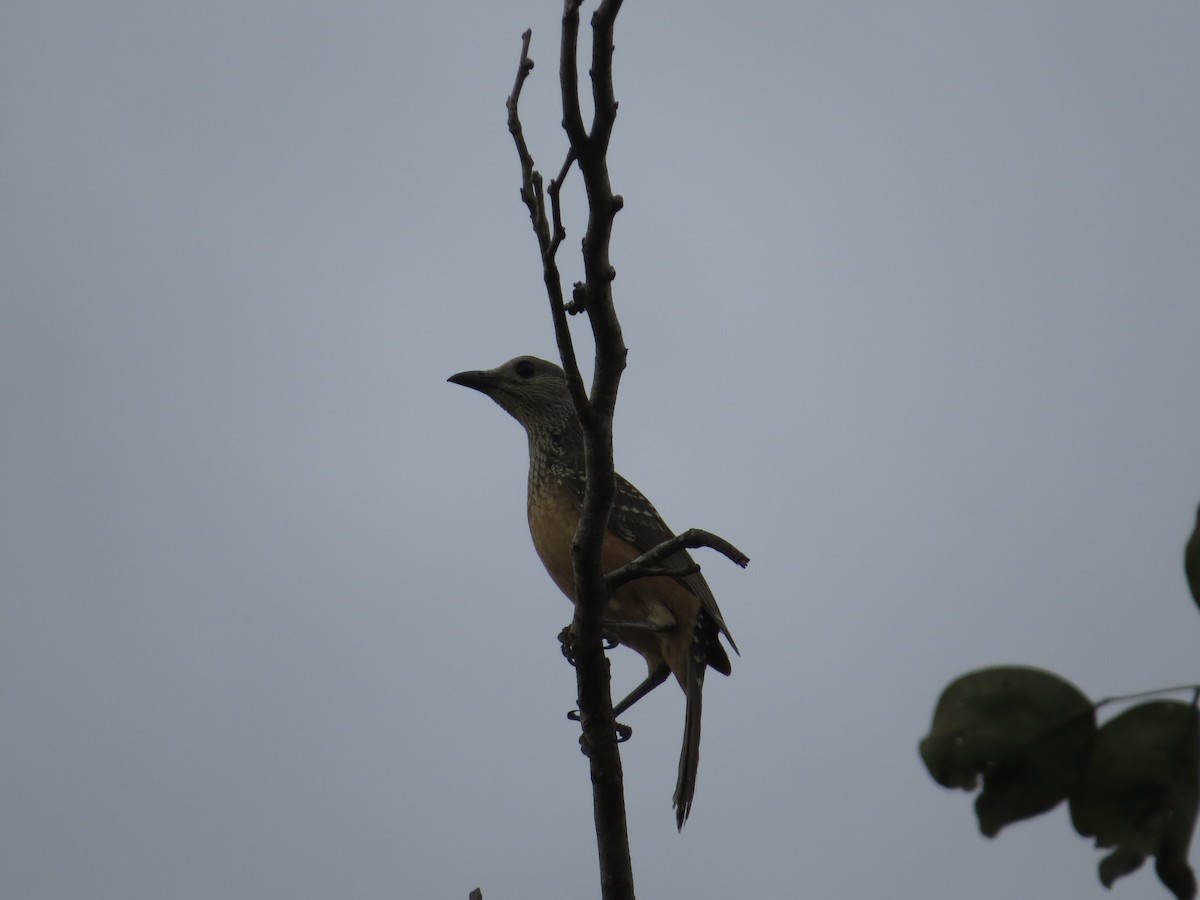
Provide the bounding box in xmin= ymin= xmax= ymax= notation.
xmin=558 ymin=626 xmax=577 ymax=666
xmin=559 ymin=625 xmax=621 ymax=667
xmin=570 ymin=709 xmax=633 ymax=748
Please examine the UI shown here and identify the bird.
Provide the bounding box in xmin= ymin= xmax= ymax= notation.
xmin=448 ymin=354 xmax=737 ymax=828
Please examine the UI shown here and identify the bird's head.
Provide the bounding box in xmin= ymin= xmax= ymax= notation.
xmin=448 ymin=355 xmax=575 ymax=434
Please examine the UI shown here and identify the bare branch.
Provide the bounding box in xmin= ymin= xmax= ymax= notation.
xmin=1093 ymin=683 xmax=1200 ymax=710
xmin=605 ymin=529 xmax=751 ymax=590
xmin=588 ymin=0 xmax=625 ymax=145
xmin=621 ymin=563 xmax=702 ymax=581
xmin=505 ymin=31 xmax=589 ymax=422
xmin=547 ymin=147 xmax=575 ymax=260
xmin=556 ymin=2 xmax=634 ymax=896
xmin=509 ymin=6 xmax=635 ymax=898
xmin=505 ymin=31 xmax=542 ymax=235
xmin=559 ymin=1 xmax=587 ymax=147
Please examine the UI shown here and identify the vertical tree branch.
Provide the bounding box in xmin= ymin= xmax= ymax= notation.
xmin=507 ymin=3 xmax=633 ymax=897
xmin=558 ymin=2 xmax=587 ymax=148
xmin=588 ymin=0 xmax=624 ymax=146
xmin=557 ymin=2 xmax=632 ymax=897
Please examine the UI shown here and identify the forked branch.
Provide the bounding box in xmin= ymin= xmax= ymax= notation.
xmin=506 ymin=5 xmax=634 ymax=898
xmin=505 ymin=29 xmax=588 ymax=420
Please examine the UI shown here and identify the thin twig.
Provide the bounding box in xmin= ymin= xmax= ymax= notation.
xmin=980 ymin=682 xmax=1200 ymax=786
xmin=605 ymin=528 xmax=750 ymax=590
xmin=505 ymin=31 xmax=541 ymax=233
xmin=1093 ymin=683 xmax=1200 ymax=710
xmin=547 ymin=148 xmax=575 ymax=260
xmin=505 ymin=30 xmax=588 ymax=421
xmin=624 ymin=563 xmax=702 ymax=580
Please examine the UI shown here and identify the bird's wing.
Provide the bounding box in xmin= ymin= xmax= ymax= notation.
xmin=560 ymin=465 xmax=738 ymax=656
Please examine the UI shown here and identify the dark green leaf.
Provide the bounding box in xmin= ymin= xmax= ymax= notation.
xmin=1069 ymin=700 xmax=1199 ymax=900
xmin=920 ymin=666 xmax=1095 ymax=836
xmin=1186 ymin=504 xmax=1200 ymax=612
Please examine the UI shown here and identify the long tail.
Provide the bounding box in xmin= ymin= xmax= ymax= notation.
xmin=673 ymin=644 xmax=706 ymax=830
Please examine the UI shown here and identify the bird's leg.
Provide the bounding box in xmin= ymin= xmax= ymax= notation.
xmin=568 ymin=663 xmax=670 ymax=744
xmin=613 ymin=663 xmax=671 ymax=716
xmin=566 ymin=662 xmax=672 ymax=734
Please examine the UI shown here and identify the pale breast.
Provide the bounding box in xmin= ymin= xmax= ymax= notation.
xmin=526 ymin=471 xmax=692 ymax=681
xmin=527 ymin=477 xmax=582 ymax=600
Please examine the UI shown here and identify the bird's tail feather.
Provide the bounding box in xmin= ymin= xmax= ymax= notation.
xmin=673 ymin=647 xmax=706 ymax=830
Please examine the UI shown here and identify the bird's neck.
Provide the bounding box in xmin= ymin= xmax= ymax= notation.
xmin=526 ymin=419 xmax=585 ymax=491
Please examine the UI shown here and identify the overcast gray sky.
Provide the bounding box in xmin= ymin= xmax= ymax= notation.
xmin=3 ymin=2 xmax=1198 ymax=898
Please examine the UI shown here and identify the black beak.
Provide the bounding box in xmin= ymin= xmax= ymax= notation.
xmin=447 ymin=369 xmax=496 ymax=393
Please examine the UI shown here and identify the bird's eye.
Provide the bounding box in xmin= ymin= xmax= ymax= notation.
xmin=515 ymin=359 xmax=536 ymax=378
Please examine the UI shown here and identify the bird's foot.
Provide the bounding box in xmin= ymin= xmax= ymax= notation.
xmin=573 ymin=714 xmax=633 ymax=755
xmin=559 ymin=625 xmax=619 ymax=665
xmin=557 ymin=625 xmax=576 ymax=666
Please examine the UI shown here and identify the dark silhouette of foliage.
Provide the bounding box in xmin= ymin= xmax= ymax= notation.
xmin=921 ymin=511 xmax=1200 ymax=899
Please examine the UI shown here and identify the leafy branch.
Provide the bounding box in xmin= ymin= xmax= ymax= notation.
xmin=921 ymin=511 xmax=1200 ymax=900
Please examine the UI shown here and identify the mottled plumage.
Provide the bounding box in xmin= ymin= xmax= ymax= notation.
xmin=449 ymin=355 xmax=737 ymax=828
